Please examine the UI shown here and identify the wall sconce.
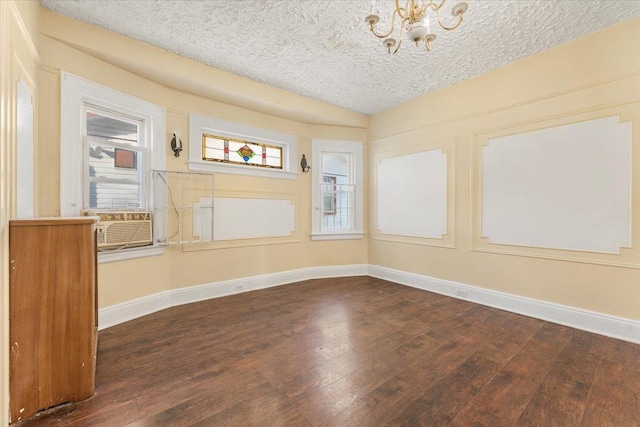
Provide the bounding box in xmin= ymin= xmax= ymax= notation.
xmin=170 ymin=131 xmax=183 ymax=157
xmin=300 ymin=154 xmax=310 ymax=173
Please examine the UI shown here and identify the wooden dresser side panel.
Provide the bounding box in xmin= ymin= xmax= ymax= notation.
xmin=9 ymin=220 xmax=97 ymax=422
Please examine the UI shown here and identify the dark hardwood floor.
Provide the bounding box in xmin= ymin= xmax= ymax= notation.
xmin=14 ymin=277 xmax=640 ymax=426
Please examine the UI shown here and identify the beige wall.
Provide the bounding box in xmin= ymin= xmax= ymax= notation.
xmin=1 ymin=1 xmax=40 ymax=424
xmin=3 ymin=5 xmax=640 ymax=426
xmin=369 ymin=17 xmax=640 ymax=321
xmin=38 ymin=11 xmax=368 ymax=308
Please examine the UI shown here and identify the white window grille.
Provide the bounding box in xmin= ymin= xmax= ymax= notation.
xmin=321 ymin=182 xmax=355 ymax=232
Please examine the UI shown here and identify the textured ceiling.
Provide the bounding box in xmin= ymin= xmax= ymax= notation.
xmin=40 ymin=0 xmax=640 ymax=115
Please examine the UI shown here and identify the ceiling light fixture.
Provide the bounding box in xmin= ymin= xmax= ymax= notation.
xmin=366 ymin=0 xmax=468 ymax=55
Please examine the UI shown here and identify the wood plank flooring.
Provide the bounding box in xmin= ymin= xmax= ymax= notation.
xmin=13 ymin=277 xmax=640 ymax=426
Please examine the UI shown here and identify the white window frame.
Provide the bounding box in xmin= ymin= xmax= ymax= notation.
xmin=189 ymin=113 xmax=297 ymax=179
xmin=60 ymin=72 xmax=166 ymax=263
xmin=311 ymin=139 xmax=364 ymax=240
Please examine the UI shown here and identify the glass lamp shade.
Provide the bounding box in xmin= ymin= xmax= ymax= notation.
xmin=407 ymin=21 xmax=428 ymax=43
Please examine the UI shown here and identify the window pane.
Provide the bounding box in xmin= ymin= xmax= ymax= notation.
xmin=265 ymin=156 xmax=281 ymax=167
xmin=322 ymin=176 xmax=336 ymax=215
xmin=87 ymin=112 xmax=138 ymax=144
xmin=204 ymin=147 xmax=225 ymax=161
xmin=203 ymin=136 xmax=225 ymax=161
xmin=321 ymin=153 xmax=353 ymax=231
xmin=203 ymin=136 xmax=225 ymax=150
xmin=89 ymin=182 xmax=140 ymax=209
xmin=88 ymin=141 xmax=139 ymax=181
xmin=322 ymin=183 xmax=354 ymax=231
xmin=265 ymin=147 xmax=282 ymax=168
xmin=322 ymin=152 xmax=350 ymax=181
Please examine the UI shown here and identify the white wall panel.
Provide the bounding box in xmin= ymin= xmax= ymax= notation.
xmin=378 ymin=149 xmax=447 ymax=238
xmin=482 ymin=116 xmax=631 ymax=253
xmin=213 ymin=197 xmax=295 ymax=241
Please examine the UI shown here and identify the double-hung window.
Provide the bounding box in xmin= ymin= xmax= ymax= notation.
xmin=60 ymin=72 xmax=166 ymax=261
xmin=311 ymin=139 xmax=364 ymax=240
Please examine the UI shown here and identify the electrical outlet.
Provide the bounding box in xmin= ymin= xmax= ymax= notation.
xmin=234 ymin=284 xmax=244 ymax=292
xmin=456 ymin=290 xmax=468 ymax=298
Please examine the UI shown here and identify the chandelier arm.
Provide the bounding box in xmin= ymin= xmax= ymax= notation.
xmin=436 ymin=10 xmax=464 ymax=31
xmin=397 ymin=0 xmax=410 ymax=18
xmin=393 ymin=38 xmax=403 ymax=55
xmin=370 ymin=8 xmax=402 ymax=39
xmin=392 ymin=23 xmax=406 ymax=54
xmin=429 ymin=0 xmax=447 ymax=11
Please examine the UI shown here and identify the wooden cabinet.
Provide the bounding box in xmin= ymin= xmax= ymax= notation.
xmin=9 ymin=217 xmax=98 ymax=423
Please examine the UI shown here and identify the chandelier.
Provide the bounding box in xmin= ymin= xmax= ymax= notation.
xmin=365 ymin=0 xmax=468 ymax=54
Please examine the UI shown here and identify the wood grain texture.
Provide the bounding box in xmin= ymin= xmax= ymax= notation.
xmin=389 ymin=354 xmax=500 ymax=427
xmin=11 ymin=276 xmax=640 ymax=426
xmin=9 ymin=219 xmax=98 ymax=423
xmin=8 ymin=217 xmax=98 ymax=227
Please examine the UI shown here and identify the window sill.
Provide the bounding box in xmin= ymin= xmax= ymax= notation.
xmin=311 ymin=232 xmax=365 ymax=241
xmin=188 ymin=161 xmax=297 ymax=180
xmin=98 ymin=245 xmax=165 ymax=264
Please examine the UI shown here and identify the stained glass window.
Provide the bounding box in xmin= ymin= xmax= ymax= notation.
xmin=202 ymin=134 xmax=283 ymax=169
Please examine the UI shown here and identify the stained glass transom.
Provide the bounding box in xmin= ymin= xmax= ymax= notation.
xmin=202 ymin=134 xmax=283 ymax=169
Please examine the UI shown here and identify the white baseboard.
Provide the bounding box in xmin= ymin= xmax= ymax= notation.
xmin=99 ymin=291 xmax=172 ymax=330
xmin=99 ymin=263 xmax=640 ymax=345
xmin=368 ymin=265 xmax=640 ymax=345
xmin=98 ymin=264 xmax=368 ymax=330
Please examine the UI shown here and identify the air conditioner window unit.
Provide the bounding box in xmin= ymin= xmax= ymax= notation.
xmin=82 ymin=211 xmax=153 ymax=250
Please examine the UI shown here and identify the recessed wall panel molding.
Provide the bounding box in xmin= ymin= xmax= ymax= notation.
xmin=373 ymin=138 xmax=455 ymax=248
xmin=472 ymin=105 xmax=640 ymax=268
xmin=214 ymin=197 xmax=294 ymax=240
xmin=379 ymin=151 xmax=447 ymax=237
xmin=483 ymin=116 xmax=631 ymax=253
xmin=184 ymin=191 xmax=299 ymax=251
